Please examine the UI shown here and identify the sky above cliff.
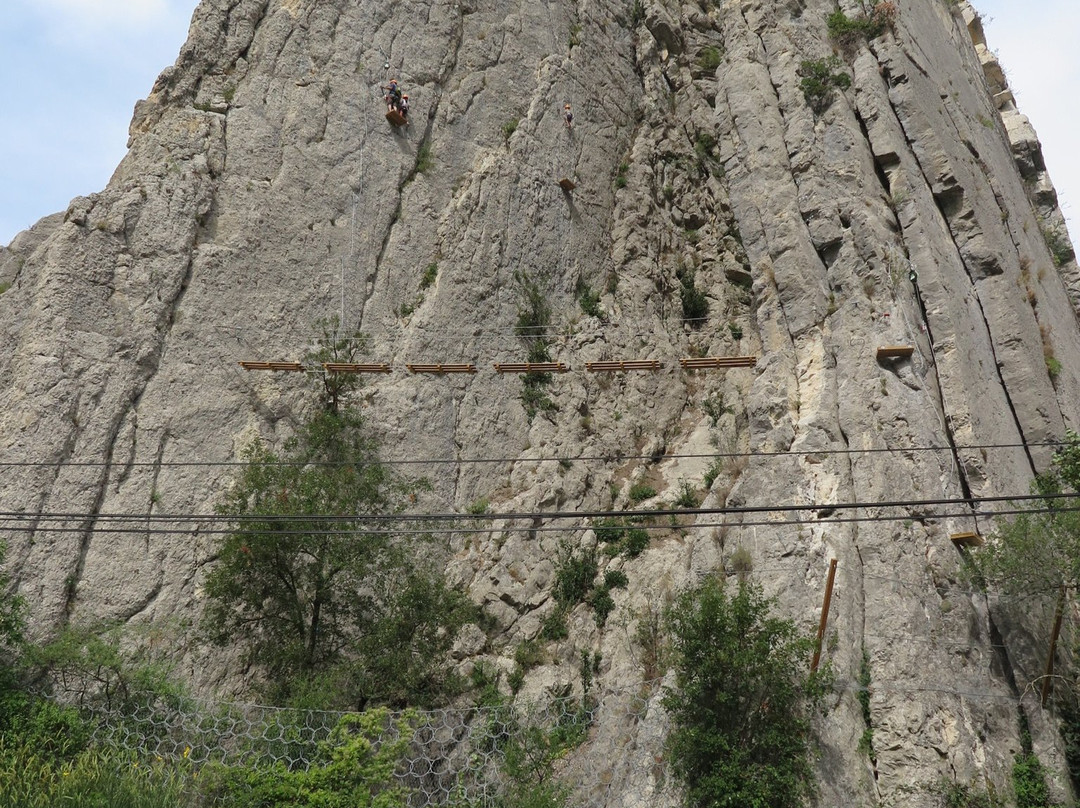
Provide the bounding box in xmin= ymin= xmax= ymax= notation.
xmin=0 ymin=1 xmax=1075 ymax=247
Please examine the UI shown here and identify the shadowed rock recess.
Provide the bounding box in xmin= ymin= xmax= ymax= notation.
xmin=2 ymin=0 xmax=1079 ymax=804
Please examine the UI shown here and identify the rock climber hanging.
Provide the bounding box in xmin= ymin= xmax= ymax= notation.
xmin=563 ymin=102 xmax=574 ymax=130
xmin=383 ymin=79 xmax=408 ymax=126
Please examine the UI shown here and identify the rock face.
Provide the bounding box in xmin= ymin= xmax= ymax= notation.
xmin=2 ymin=0 xmax=1079 ymax=804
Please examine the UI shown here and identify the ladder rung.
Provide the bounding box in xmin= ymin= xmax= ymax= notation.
xmin=877 ymin=346 xmax=915 ymax=359
xmin=679 ymin=356 xmax=757 ymax=369
xmin=558 ymin=177 xmax=576 ymax=191
xmin=586 ymin=360 xmax=663 ymax=372
xmin=406 ymin=363 xmax=477 ymax=374
xmin=494 ymin=362 xmax=568 ymax=374
xmin=239 ymin=361 xmax=305 ymax=372
xmin=322 ymin=362 xmax=391 ymax=374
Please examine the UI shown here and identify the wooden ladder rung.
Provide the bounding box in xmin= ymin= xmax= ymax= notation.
xmin=239 ymin=361 xmax=305 ymax=372
xmin=877 ymin=345 xmax=915 ymax=359
xmin=406 ymin=363 xmax=477 ymax=374
xmin=494 ymin=362 xmax=568 ymax=374
xmin=679 ymin=356 xmax=758 ymax=369
xmin=586 ymin=360 xmax=663 ymax=372
xmin=950 ymin=532 xmax=984 ymax=548
xmin=558 ymin=177 xmax=576 ymax=191
xmin=322 ymin=362 xmax=391 ymax=374
xmin=386 ymin=109 xmax=407 ymax=127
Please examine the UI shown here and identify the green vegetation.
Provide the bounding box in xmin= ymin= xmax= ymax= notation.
xmin=594 ymin=517 xmax=651 ymax=558
xmin=1012 ymin=749 xmax=1052 ymax=808
xmin=615 ymin=162 xmax=630 ymax=189
xmin=203 ymin=325 xmax=473 ymax=709
xmin=662 ymin=576 xmax=827 ymax=808
xmin=933 ymin=779 xmax=1001 ymax=808
xmin=515 ymin=275 xmax=556 ymax=420
xmin=696 ymin=46 xmax=723 ymax=73
xmin=305 ymin=316 xmax=367 ymax=413
xmin=577 ymin=282 xmax=603 ymax=318
xmin=0 ymin=282 xmax=11 ymax=296
xmin=501 ymin=119 xmax=520 ymax=143
xmin=826 ymin=3 xmax=897 ymax=51
xmin=628 ymin=482 xmax=657 ymax=502
xmin=1041 ymin=223 xmax=1074 ymax=268
xmin=677 ymin=264 xmax=709 ymax=325
xmin=551 ymin=541 xmax=623 ymax=627
xmin=971 ymin=432 xmax=1080 ymax=793
xmin=799 ymin=56 xmax=851 ymax=114
xmin=673 ymin=480 xmax=699 ymax=509
xmin=199 ymin=710 xmax=413 ymax=808
xmin=630 ymin=0 xmax=645 ymax=28
xmin=416 ymin=142 xmax=435 ymax=174
xmin=694 ymin=132 xmax=723 ymax=178
xmin=420 ymin=262 xmax=439 ymax=289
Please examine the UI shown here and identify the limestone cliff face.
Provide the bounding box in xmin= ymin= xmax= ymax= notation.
xmin=2 ymin=0 xmax=1080 ymax=804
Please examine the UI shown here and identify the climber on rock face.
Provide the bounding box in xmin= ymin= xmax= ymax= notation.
xmin=399 ymin=94 xmax=410 ymax=118
xmin=384 ymin=79 xmax=403 ymax=112
xmin=564 ymin=103 xmax=573 ymax=129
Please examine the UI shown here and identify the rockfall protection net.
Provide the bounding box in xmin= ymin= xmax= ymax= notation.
xmin=78 ymin=681 xmax=673 ymax=808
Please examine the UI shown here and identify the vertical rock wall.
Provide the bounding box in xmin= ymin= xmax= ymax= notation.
xmin=1 ymin=0 xmax=1079 ymax=804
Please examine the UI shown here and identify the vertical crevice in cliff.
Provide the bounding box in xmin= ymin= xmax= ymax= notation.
xmin=867 ymin=63 xmax=1038 ymax=479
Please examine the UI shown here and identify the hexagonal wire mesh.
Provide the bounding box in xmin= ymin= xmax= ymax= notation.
xmin=78 ymin=681 xmax=670 ymax=807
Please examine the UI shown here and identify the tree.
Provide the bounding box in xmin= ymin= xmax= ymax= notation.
xmin=306 ymin=316 xmax=367 ymax=414
xmin=972 ymin=431 xmax=1080 ymax=597
xmin=662 ymin=576 xmax=826 ymax=808
xmin=203 ymin=407 xmax=472 ymax=707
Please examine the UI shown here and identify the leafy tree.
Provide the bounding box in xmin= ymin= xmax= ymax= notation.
xmin=306 ymin=316 xmax=367 ymax=413
xmin=203 ymin=407 xmax=471 ymax=708
xmin=972 ymin=431 xmax=1080 ymax=597
xmin=197 ymin=709 xmax=413 ymax=808
xmin=662 ymin=576 xmax=826 ymax=808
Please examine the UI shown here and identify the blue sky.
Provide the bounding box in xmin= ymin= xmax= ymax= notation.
xmin=0 ymin=1 xmax=1075 ymax=246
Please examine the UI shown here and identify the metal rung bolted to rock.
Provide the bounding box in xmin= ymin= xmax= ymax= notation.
xmin=494 ymin=362 xmax=568 ymax=374
xmin=239 ymin=361 xmax=305 ymax=372
xmin=322 ymin=362 xmax=391 ymax=374
xmin=406 ymin=363 xmax=477 ymax=374
xmin=586 ymin=360 xmax=663 ymax=372
xmin=876 ymin=345 xmax=915 ymax=360
xmin=679 ymin=356 xmax=757 ymax=370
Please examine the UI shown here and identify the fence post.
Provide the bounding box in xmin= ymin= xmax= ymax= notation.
xmin=812 ymin=559 xmax=838 ymax=674
xmin=1041 ymin=585 xmax=1066 ymax=707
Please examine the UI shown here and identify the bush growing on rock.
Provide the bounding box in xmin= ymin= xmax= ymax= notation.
xmin=663 ymin=576 xmax=827 ymax=808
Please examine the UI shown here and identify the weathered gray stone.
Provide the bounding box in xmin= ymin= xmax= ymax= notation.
xmin=2 ymin=0 xmax=1080 ymax=805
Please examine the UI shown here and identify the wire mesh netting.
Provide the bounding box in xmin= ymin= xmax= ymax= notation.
xmin=78 ymin=681 xmax=675 ymax=808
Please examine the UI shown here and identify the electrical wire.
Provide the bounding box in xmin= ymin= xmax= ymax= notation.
xmin=0 ymin=491 xmax=1072 ymax=525
xmin=2 ymin=502 xmax=1078 ymax=539
xmin=0 ymin=440 xmax=1059 ymax=469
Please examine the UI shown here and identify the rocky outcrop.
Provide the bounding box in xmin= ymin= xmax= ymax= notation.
xmin=2 ymin=0 xmax=1080 ymax=805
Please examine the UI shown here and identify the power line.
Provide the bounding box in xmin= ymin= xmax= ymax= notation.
xmin=0 ymin=440 xmax=1057 ymax=469
xmin=0 ymin=491 xmax=1072 ymax=525
xmin=2 ymin=501 xmax=1078 ymax=538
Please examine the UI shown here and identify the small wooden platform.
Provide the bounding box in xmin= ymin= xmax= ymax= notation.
xmin=586 ymin=360 xmax=663 ymax=372
xmin=950 ymin=532 xmax=984 ymax=548
xmin=322 ymin=362 xmax=391 ymax=374
xmin=680 ymin=356 xmax=757 ymax=370
xmin=494 ymin=362 xmax=568 ymax=374
xmin=386 ymin=109 xmax=408 ymax=127
xmin=406 ymin=363 xmax=477 ymax=374
xmin=239 ymin=361 xmax=304 ymax=372
xmin=558 ymin=178 xmax=576 ymax=191
xmin=876 ymin=345 xmax=915 ymax=360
